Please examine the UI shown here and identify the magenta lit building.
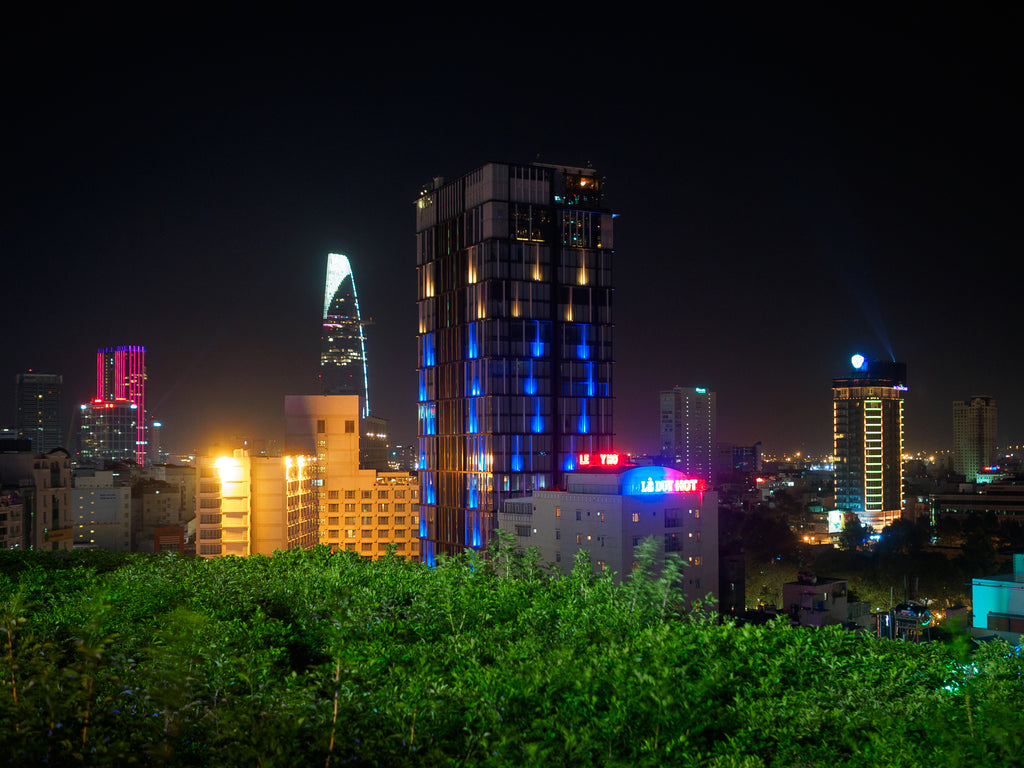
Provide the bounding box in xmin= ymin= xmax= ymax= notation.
xmin=80 ymin=346 xmax=147 ymax=465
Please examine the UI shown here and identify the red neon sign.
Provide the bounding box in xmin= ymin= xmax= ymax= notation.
xmin=578 ymin=452 xmax=620 ymax=467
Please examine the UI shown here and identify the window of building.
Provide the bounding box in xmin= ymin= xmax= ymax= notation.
xmin=395 ymin=529 xmax=406 ymax=538
xmin=378 ymin=516 xmax=389 ymax=525
xmin=555 ymin=528 xmax=560 ymax=540
xmin=328 ymin=504 xmax=339 ymax=513
xmin=346 ymin=543 xmax=356 ymax=551
xmin=665 ymin=508 xmax=681 ymax=528
xmin=665 ymin=533 xmax=681 ymax=552
xmin=345 ymin=420 xmax=355 ymax=433
xmin=361 ymin=529 xmax=372 ymax=538
xmin=328 ymin=490 xmax=340 ymax=499
xmin=328 ymin=530 xmax=339 ymax=540
xmin=362 ymin=503 xmax=372 ymax=513
xmin=631 ymin=512 xmax=639 ymax=523
xmin=378 ymin=503 xmax=388 ymax=512
xmin=344 ymin=516 xmax=356 ymax=525
xmin=344 ymin=504 xmax=355 ymax=513
xmin=361 ymin=542 xmax=372 ymax=551
xmin=361 ymin=491 xmax=372 ymax=499
xmin=361 ymin=516 xmax=373 ymax=525
xmin=395 ymin=503 xmax=406 ymax=512
xmin=378 ymin=491 xmax=389 ymax=499
xmin=515 ymin=525 xmax=531 ymax=537
xmin=394 ymin=490 xmax=406 ymax=499
xmin=328 ymin=516 xmax=339 ymax=526
xmin=345 ymin=529 xmax=356 ymax=538
xmin=395 ymin=542 xmax=406 ymax=551
xmin=555 ymin=506 xmax=561 ymax=518
xmin=317 ymin=420 xmax=326 ymax=434
xmin=394 ymin=516 xmax=405 ymax=525
xmin=599 ymin=511 xmax=605 ymax=523
xmin=576 ymin=509 xmax=582 ymax=521
xmin=345 ymin=490 xmax=356 ymax=499
xmin=575 ymin=534 xmax=582 ymax=544
xmin=378 ymin=529 xmax=389 ymax=538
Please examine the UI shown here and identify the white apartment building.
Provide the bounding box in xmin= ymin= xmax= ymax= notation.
xmin=499 ymin=460 xmax=718 ymax=605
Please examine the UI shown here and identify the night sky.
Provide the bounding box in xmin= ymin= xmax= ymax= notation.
xmin=4 ymin=11 xmax=1020 ymax=458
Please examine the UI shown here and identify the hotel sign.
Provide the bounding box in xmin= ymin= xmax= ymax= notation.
xmin=620 ymin=466 xmax=707 ymax=496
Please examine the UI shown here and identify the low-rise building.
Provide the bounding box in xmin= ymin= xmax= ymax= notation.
xmin=972 ymin=553 xmax=1024 ymax=641
xmin=782 ymin=572 xmax=849 ymax=628
xmin=499 ymin=460 xmax=718 ymax=606
xmin=73 ymin=469 xmax=132 ymax=550
xmin=0 ymin=448 xmax=73 ymax=550
xmin=0 ymin=490 xmax=24 ymax=549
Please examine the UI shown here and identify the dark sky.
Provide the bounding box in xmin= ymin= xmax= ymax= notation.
xmin=3 ymin=11 xmax=1020 ymax=458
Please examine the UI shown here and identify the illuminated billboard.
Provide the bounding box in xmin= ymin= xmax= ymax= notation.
xmin=621 ymin=466 xmax=706 ymax=496
xmin=577 ymin=452 xmax=620 ymax=467
xmin=828 ymin=509 xmax=845 ymax=534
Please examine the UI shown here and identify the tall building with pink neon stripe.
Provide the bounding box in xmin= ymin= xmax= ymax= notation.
xmin=80 ymin=346 xmax=147 ymax=466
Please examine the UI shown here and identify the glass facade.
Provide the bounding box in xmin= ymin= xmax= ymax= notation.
xmin=15 ymin=373 xmax=62 ymax=454
xmin=319 ymin=253 xmax=370 ymax=418
xmin=416 ymin=163 xmax=615 ymax=559
xmin=85 ymin=346 xmax=146 ymax=465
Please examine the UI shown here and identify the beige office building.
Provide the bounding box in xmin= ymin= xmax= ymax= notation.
xmin=286 ymin=394 xmax=420 ymax=560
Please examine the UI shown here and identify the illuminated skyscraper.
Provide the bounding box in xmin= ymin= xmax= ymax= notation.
xmin=79 ymin=400 xmax=139 ymax=465
xmin=659 ymin=386 xmax=716 ymax=483
xmin=82 ymin=346 xmax=147 ymax=465
xmin=953 ymin=395 xmax=998 ymax=482
xmin=833 ymin=355 xmax=906 ymax=531
xmin=416 ymin=162 xmax=615 ymax=561
xmin=15 ymin=372 xmax=62 ymax=453
xmin=319 ymin=253 xmax=370 ymax=419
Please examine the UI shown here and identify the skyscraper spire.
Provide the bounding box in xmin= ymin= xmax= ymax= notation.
xmin=319 ymin=253 xmax=370 ymax=419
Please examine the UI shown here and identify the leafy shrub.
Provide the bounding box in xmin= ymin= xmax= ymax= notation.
xmin=0 ymin=544 xmax=1021 ymax=766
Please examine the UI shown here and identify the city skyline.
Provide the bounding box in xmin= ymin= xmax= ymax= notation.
xmin=3 ymin=12 xmax=1020 ymax=458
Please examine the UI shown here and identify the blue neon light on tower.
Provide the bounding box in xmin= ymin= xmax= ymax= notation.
xmin=416 ymin=162 xmax=615 ymax=556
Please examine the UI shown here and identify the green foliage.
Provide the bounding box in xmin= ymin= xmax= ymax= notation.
xmin=0 ymin=547 xmax=1021 ymax=766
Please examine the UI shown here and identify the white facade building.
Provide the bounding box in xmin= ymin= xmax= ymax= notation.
xmin=72 ymin=469 xmax=131 ymax=550
xmin=499 ymin=460 xmax=718 ymax=606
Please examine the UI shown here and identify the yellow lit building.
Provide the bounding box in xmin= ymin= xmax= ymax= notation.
xmin=194 ymin=450 xmax=318 ymax=558
xmin=286 ymin=394 xmax=419 ymax=560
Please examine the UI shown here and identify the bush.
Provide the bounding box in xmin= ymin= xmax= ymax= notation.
xmin=0 ymin=546 xmax=1021 ymax=766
